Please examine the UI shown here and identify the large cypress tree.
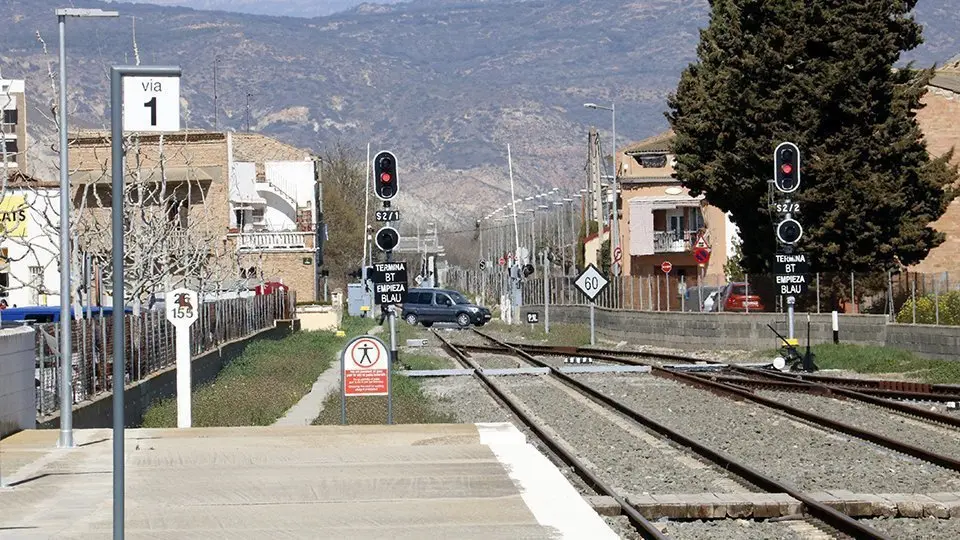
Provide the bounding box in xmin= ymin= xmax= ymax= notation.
xmin=667 ymin=0 xmax=957 ymax=275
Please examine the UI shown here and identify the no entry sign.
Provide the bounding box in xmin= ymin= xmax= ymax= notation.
xmin=661 ymin=261 xmax=673 ymax=274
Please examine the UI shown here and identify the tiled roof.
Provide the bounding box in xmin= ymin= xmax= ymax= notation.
xmin=622 ymin=130 xmax=675 ymax=155
xmin=232 ymin=133 xmax=314 ymax=162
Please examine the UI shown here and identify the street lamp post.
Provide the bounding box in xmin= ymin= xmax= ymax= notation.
xmin=245 ymin=92 xmax=253 ymax=132
xmin=56 ymin=6 xmax=119 ymax=450
xmin=584 ymin=102 xmax=619 ymax=276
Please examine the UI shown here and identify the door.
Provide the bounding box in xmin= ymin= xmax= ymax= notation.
xmin=433 ymin=292 xmax=457 ymax=322
xmin=665 ymin=209 xmax=686 ymax=251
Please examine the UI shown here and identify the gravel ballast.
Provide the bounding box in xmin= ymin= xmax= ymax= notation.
xmin=575 ymin=374 xmax=960 ymax=493
xmin=862 ymin=516 xmax=960 ymax=539
xmin=418 ymin=376 xmax=514 ymax=424
xmin=659 ymin=519 xmax=809 ymax=540
xmin=498 ymin=375 xmax=753 ymax=495
xmin=757 ymin=390 xmax=960 ymax=461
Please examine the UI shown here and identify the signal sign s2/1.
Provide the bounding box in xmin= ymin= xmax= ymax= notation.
xmin=375 ymin=210 xmax=400 ymax=222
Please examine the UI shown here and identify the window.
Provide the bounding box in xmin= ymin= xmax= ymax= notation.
xmin=252 ymin=208 xmax=265 ymax=224
xmin=166 ymin=199 xmax=188 ymax=229
xmin=29 ymin=266 xmax=42 ymax=305
xmin=1 ymin=139 xmax=18 ymax=162
xmin=2 ymin=109 xmax=17 ymax=125
xmin=235 ymin=209 xmax=247 ymax=229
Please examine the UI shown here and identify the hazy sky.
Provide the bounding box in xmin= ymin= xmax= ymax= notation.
xmin=104 ymin=0 xmax=408 ymax=18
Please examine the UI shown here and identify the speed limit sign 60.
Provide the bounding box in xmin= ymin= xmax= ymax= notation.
xmin=574 ymin=263 xmax=610 ymax=302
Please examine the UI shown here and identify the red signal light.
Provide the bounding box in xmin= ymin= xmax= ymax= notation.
xmin=781 ymin=164 xmax=793 ymax=175
xmin=380 ymin=172 xmax=392 ymax=183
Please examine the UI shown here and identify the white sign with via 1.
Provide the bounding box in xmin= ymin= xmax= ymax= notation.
xmin=123 ymin=76 xmax=181 ymax=132
xmin=165 ymin=287 xmax=199 ymax=428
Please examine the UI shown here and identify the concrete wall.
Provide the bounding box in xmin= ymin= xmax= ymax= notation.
xmin=886 ymin=323 xmax=960 ymax=361
xmin=0 ymin=327 xmax=36 ymax=437
xmin=38 ymin=320 xmax=298 ymax=430
xmin=523 ymin=305 xmax=888 ymax=350
xmin=524 ymin=305 xmax=960 ymax=360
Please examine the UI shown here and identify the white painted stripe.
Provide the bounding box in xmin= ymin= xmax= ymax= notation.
xmin=476 ymin=422 xmax=526 ymax=446
xmin=480 ymin=424 xmax=619 ymax=539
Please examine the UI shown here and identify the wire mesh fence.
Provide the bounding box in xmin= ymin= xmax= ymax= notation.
xmin=34 ymin=291 xmax=294 ymax=417
xmin=444 ymin=266 xmax=959 ymax=326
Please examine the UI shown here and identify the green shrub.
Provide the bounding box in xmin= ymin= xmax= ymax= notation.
xmin=896 ymin=290 xmax=960 ymax=325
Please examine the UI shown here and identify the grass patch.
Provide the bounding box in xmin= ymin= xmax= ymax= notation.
xmin=312 ymin=370 xmax=455 ymax=425
xmin=483 ymin=320 xmax=592 ymax=347
xmin=141 ymin=316 xmax=372 ymax=428
xmin=760 ymin=343 xmax=960 ymax=385
xmin=401 ymin=353 xmax=451 ymax=370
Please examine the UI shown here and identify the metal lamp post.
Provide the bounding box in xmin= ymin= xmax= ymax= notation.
xmin=584 ymin=102 xmax=618 ymax=276
xmin=56 ymin=6 xmax=119 ymax=450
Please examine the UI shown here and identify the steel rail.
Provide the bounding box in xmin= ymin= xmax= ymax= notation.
xmin=728 ymin=366 xmax=960 ymax=429
xmin=431 ymin=330 xmax=670 ymax=540
xmin=472 ymin=330 xmax=889 ymax=540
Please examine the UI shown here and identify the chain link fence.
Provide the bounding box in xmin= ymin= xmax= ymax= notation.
xmin=444 ymin=267 xmax=959 ymax=325
xmin=34 ymin=291 xmax=295 ymax=417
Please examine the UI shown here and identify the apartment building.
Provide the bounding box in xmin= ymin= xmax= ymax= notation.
xmin=615 ymin=131 xmax=736 ymax=282
xmin=0 ymin=79 xmax=26 ymax=171
xmin=68 ymin=130 xmax=321 ymax=301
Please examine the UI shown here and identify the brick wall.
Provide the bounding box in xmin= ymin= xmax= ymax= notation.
xmin=913 ymin=87 xmax=960 ymax=274
xmin=0 ymin=327 xmax=36 ymax=437
xmin=238 ymin=251 xmax=316 ymax=300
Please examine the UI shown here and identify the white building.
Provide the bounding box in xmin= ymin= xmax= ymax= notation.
xmin=1 ymin=175 xmax=61 ymax=308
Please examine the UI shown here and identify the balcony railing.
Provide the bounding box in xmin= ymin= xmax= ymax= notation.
xmin=653 ymin=230 xmax=698 ymax=253
xmin=232 ymin=231 xmax=312 ymax=251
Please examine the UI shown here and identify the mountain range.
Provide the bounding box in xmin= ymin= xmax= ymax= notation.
xmin=1 ymin=0 xmax=958 ymax=229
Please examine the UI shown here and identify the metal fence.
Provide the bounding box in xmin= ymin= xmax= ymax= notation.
xmin=445 ymin=267 xmax=960 ymax=325
xmin=35 ymin=291 xmax=294 ymax=417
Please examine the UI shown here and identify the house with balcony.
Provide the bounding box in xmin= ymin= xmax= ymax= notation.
xmin=68 ymin=130 xmax=321 ymax=300
xmin=615 ymin=130 xmax=737 ymax=283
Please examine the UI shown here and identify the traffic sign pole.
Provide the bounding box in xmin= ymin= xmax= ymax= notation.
xmin=166 ymin=288 xmax=199 ymax=428
xmin=111 ymin=64 xmax=182 ymax=540
xmin=589 ymin=302 xmax=596 ymax=345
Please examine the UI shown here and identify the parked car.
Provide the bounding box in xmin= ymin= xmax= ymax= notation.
xmin=401 ymin=288 xmax=492 ymax=328
xmin=718 ymin=282 xmax=765 ymax=312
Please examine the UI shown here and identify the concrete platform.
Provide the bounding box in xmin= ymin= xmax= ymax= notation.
xmin=0 ymin=423 xmax=617 ymax=539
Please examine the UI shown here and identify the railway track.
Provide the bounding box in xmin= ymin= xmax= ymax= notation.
xmin=462 ymin=339 xmax=960 ymax=434
xmin=440 ymin=328 xmax=891 ymax=540
xmin=430 ymin=329 xmax=671 ymax=540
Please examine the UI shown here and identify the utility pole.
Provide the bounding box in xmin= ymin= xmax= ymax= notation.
xmin=588 ymin=128 xmax=602 ymax=236
xmin=312 ymin=156 xmax=324 ymax=301
xmin=213 ymin=55 xmax=220 ymax=130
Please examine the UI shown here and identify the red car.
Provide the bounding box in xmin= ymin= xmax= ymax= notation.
xmin=720 ymin=282 xmax=765 ymax=312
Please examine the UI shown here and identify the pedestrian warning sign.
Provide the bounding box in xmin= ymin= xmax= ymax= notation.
xmin=342 ymin=335 xmax=390 ymax=396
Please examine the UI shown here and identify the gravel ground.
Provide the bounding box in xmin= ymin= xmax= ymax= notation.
xmin=417 ymin=371 xmax=599 ymax=497
xmin=862 ymin=516 xmax=960 ymax=539
xmin=896 ymin=400 xmax=960 ymax=415
xmin=659 ymin=519 xmax=811 ymax=540
xmin=498 ymin=375 xmax=753 ymax=495
xmin=468 ymin=352 xmax=527 ymax=369
xmin=418 ymin=375 xmax=514 ymax=424
xmin=757 ymin=390 xmax=960 ymax=461
xmin=575 ymin=374 xmax=960 ymax=493
xmin=603 ymin=516 xmax=642 ymax=540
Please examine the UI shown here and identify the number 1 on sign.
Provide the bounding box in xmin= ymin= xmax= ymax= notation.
xmin=144 ymin=97 xmax=157 ymax=126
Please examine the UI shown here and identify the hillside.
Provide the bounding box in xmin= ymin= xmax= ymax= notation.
xmin=1 ymin=0 xmax=957 ymax=227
